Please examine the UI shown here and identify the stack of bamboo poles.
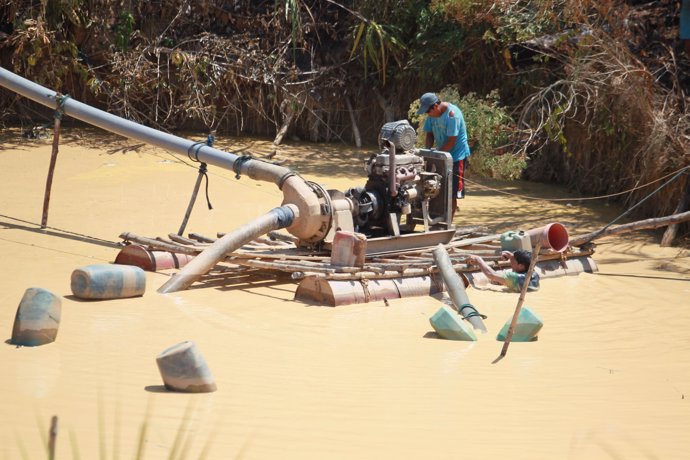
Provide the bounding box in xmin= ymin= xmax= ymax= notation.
xmin=118 ymin=229 xmax=594 ymax=282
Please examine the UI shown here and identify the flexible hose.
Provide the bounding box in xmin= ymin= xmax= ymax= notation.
xmin=158 ymin=204 xmax=298 ymax=293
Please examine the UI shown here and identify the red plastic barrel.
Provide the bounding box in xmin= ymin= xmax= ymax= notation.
xmin=527 ymin=222 xmax=569 ymax=252
xmin=115 ymin=244 xmax=194 ymax=271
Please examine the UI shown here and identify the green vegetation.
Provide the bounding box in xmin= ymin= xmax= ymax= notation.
xmin=114 ymin=11 xmax=135 ymax=51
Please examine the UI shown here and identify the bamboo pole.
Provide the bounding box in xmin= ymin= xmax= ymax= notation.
xmin=41 ymin=103 xmax=63 ymax=229
xmin=570 ymin=210 xmax=690 ymax=246
xmin=177 ymin=162 xmax=209 ymax=236
xmin=267 ymin=231 xmax=300 ymax=244
xmin=168 ymin=233 xmax=206 ymax=246
xmin=494 ymin=242 xmax=542 ymax=363
xmin=119 ymin=232 xmax=200 ymax=255
xmin=188 ymin=233 xmax=216 ymax=243
xmin=230 ymin=258 xmax=338 ymax=274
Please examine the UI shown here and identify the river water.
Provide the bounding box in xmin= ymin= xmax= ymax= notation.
xmin=1 ymin=129 xmax=688 ymax=459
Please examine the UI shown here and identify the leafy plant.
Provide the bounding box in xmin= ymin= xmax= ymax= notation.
xmin=114 ymin=11 xmax=134 ymax=51
xmin=9 ymin=16 xmax=87 ymax=90
xmin=349 ymin=19 xmax=405 ymax=86
xmin=275 ymin=0 xmax=304 ymax=52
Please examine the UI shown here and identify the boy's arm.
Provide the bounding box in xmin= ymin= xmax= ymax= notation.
xmin=501 ymin=251 xmax=515 ymax=264
xmin=466 ymin=255 xmax=507 ymax=285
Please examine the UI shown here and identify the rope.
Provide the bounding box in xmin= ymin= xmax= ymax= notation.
xmin=464 ymin=163 xmax=690 ymax=202
xmin=202 ymin=133 xmax=214 ymax=209
xmin=233 ymin=155 xmax=253 ymax=179
xmin=360 ymin=278 xmax=371 ymax=303
xmin=0 ymin=213 xmax=120 ymax=246
xmin=54 ymin=94 xmax=70 ymax=120
xmin=186 ymin=141 xmax=205 ymax=162
xmin=185 ymin=137 xmax=214 ymax=209
xmin=459 ymin=303 xmax=487 ymax=320
xmin=278 ymin=171 xmax=297 ymax=190
xmin=579 ymin=165 xmax=690 ymax=245
xmin=198 ymin=163 xmax=213 ymax=210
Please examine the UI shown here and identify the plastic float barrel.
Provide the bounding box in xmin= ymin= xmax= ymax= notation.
xmin=527 ymin=222 xmax=569 ymax=252
xmin=496 ymin=307 xmax=543 ymax=342
xmin=114 ymin=244 xmax=194 ymax=272
xmin=10 ymin=287 xmax=62 ymax=346
xmin=330 ymin=231 xmax=367 ymax=267
xmin=500 ymin=230 xmax=532 ymax=252
xmin=429 ymin=306 xmax=477 ymax=341
xmin=71 ymin=264 xmax=146 ymax=300
xmin=156 ymin=340 xmax=217 ymax=393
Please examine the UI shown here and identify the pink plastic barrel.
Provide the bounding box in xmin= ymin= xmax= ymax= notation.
xmin=330 ymin=231 xmax=367 ymax=267
xmin=527 ymin=222 xmax=569 ymax=252
xmin=115 ymin=244 xmax=194 ymax=272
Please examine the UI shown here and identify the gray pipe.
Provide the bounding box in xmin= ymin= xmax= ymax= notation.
xmin=432 ymin=244 xmax=487 ymax=333
xmin=1 ymin=67 xmax=253 ymax=174
xmin=0 ymin=67 xmax=325 ymax=241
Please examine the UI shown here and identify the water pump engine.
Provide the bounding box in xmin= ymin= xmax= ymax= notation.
xmin=340 ymin=120 xmax=454 ymax=238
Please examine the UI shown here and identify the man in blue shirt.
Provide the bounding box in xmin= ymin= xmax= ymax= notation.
xmin=416 ymin=92 xmax=471 ymax=218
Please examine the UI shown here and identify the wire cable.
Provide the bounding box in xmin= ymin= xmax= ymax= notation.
xmin=464 ymin=164 xmax=690 ymax=202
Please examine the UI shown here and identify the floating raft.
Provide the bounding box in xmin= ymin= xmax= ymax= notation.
xmin=116 ymin=227 xmax=597 ymax=306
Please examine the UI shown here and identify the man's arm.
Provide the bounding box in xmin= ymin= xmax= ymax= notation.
xmin=425 ymin=132 xmax=434 ymax=149
xmin=466 ymin=254 xmax=507 ymax=285
xmin=439 ymin=135 xmax=457 ymax=153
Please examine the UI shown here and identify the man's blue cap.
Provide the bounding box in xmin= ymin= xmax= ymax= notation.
xmin=416 ymin=92 xmax=439 ymax=115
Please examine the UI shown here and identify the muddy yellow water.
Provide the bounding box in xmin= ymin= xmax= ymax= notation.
xmin=1 ymin=129 xmax=688 ymax=459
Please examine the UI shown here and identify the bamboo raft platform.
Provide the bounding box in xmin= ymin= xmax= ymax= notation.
xmin=116 ymin=226 xmax=598 ymax=306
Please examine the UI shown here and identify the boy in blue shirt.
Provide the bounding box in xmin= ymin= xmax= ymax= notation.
xmin=416 ymin=92 xmax=471 ymax=218
xmin=466 ymin=250 xmax=540 ymax=292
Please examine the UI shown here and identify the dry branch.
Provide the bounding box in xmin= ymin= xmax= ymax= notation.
xmin=570 ymin=210 xmax=690 ymax=246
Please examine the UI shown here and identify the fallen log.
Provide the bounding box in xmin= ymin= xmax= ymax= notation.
xmin=570 ymin=210 xmax=690 ymax=247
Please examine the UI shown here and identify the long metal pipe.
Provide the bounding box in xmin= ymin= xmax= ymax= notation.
xmin=1 ymin=67 xmax=267 ymax=176
xmin=0 ymin=67 xmax=325 ymax=242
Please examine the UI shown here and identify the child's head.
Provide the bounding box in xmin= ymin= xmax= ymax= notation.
xmin=512 ymin=250 xmax=532 ymax=273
